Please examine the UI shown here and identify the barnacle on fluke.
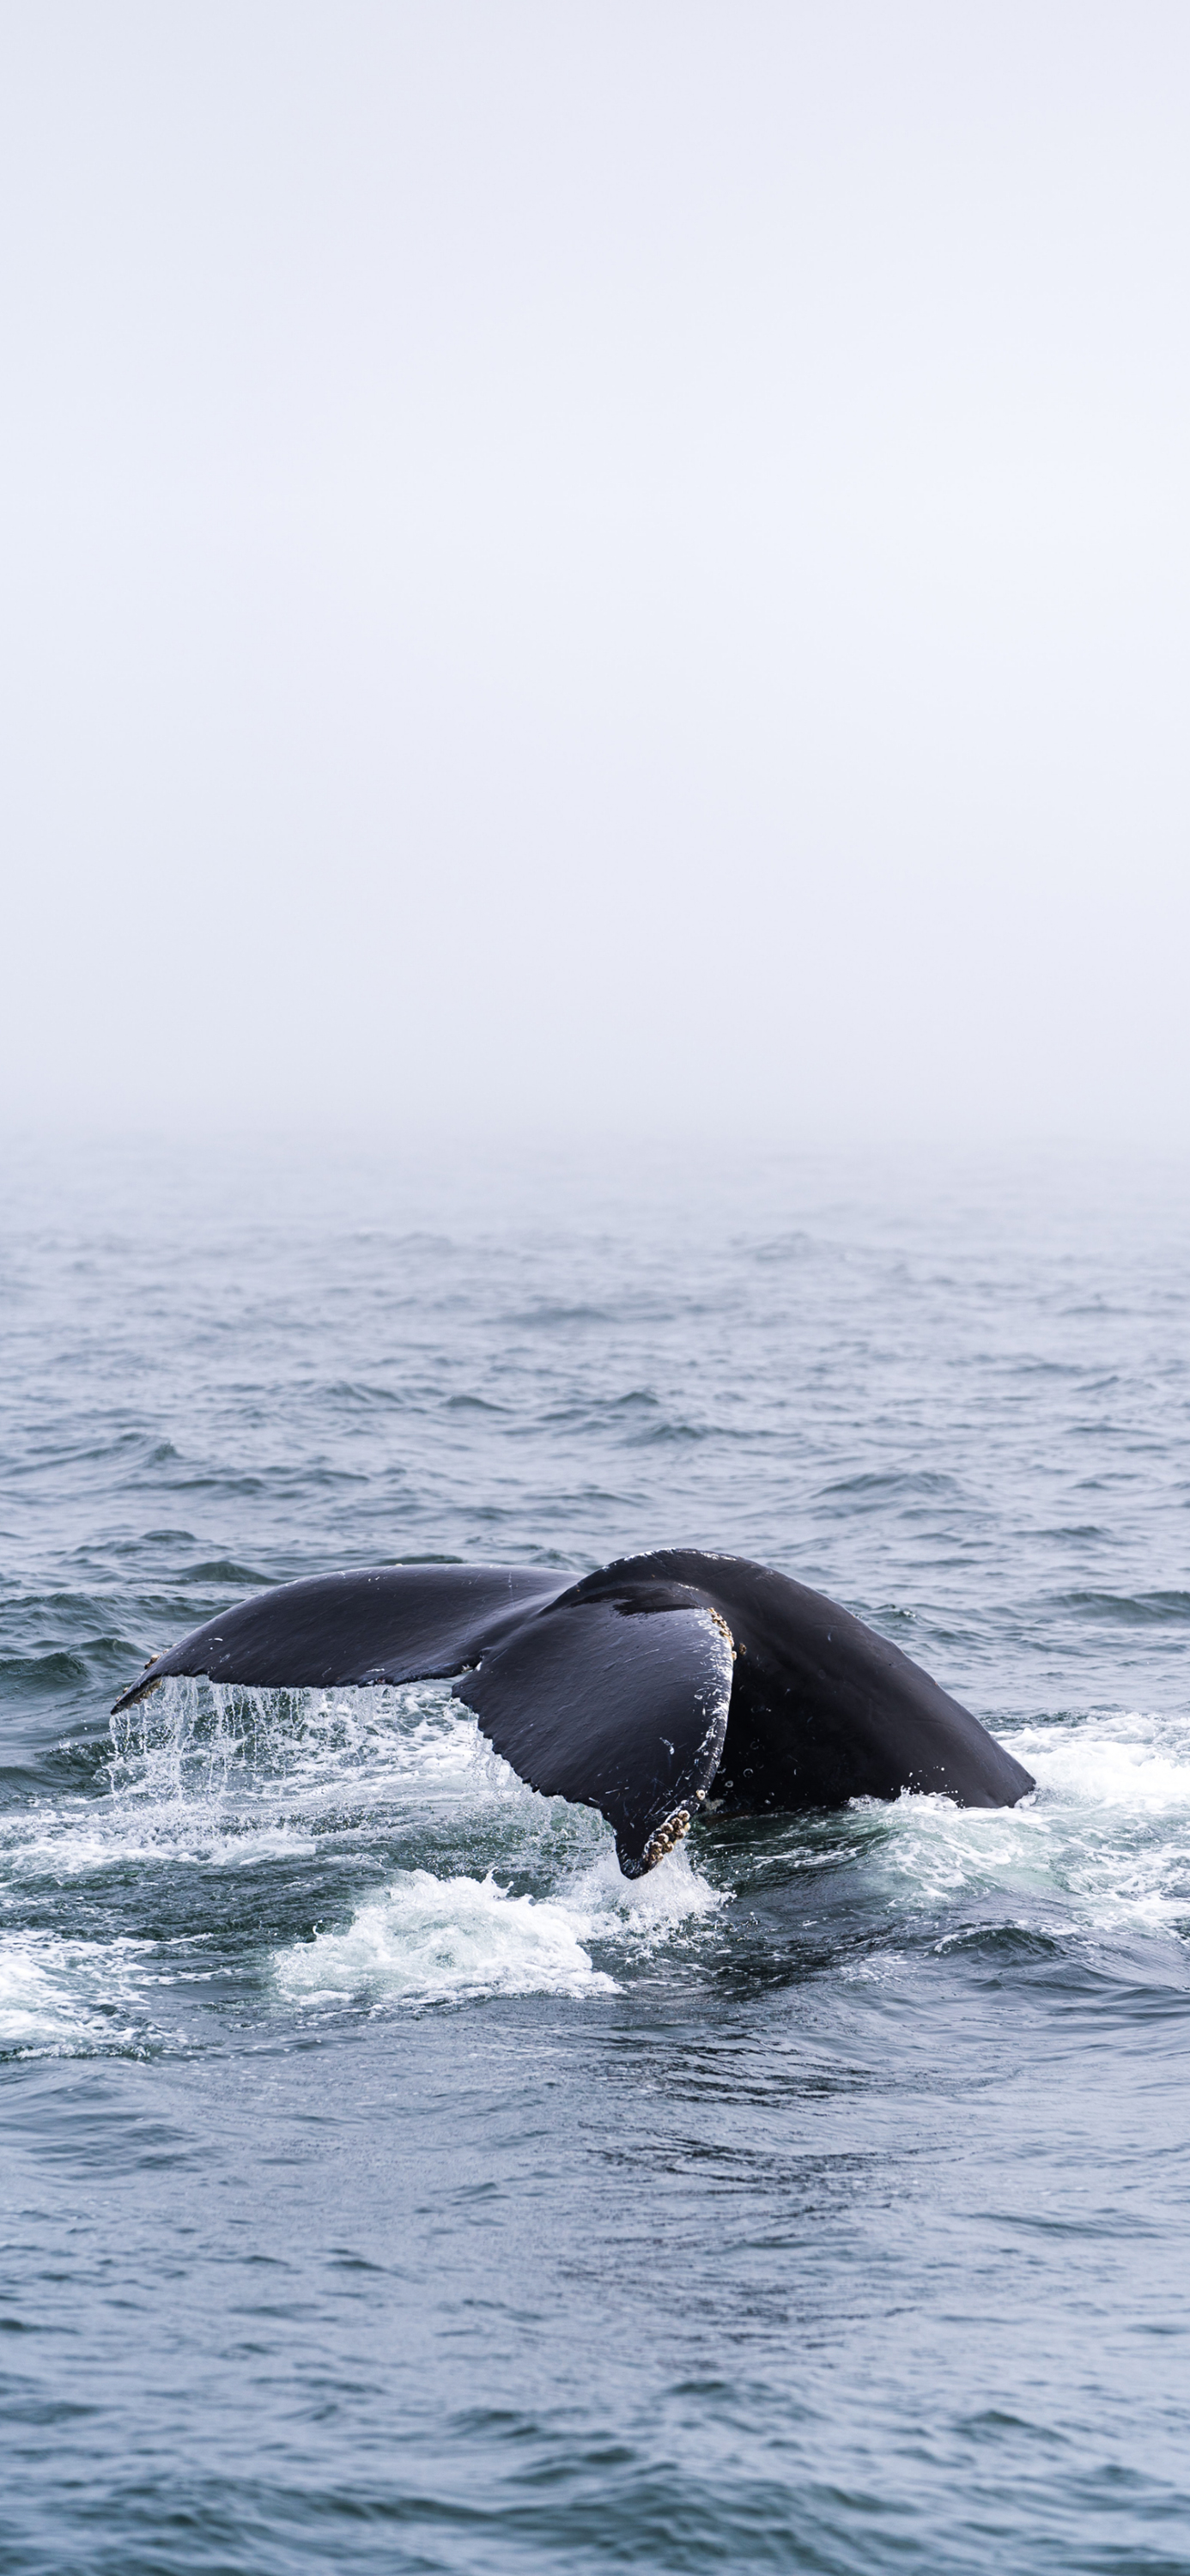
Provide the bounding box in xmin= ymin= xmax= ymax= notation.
xmin=112 ymin=1551 xmax=1034 ymax=1875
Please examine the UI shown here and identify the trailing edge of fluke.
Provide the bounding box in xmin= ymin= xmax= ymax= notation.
xmin=112 ymin=1550 xmax=1035 ymax=1875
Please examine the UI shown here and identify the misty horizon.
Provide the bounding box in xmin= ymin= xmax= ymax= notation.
xmin=3 ymin=2 xmax=1187 ymax=1148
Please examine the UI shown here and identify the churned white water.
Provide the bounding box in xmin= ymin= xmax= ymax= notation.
xmin=0 ymin=1929 xmax=160 ymax=2057
xmin=274 ymin=1870 xmax=620 ymax=2008
xmin=860 ymin=1715 xmax=1190 ymax=1946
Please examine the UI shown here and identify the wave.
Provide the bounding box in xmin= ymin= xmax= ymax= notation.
xmin=0 ymin=1648 xmax=93 ymax=1699
xmin=175 ymin=1559 xmax=273 ymax=1585
xmin=1046 ymin=1589 xmax=1190 ymax=1626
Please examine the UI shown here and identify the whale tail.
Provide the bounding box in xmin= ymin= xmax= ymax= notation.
xmin=112 ymin=1551 xmax=1032 ymax=1870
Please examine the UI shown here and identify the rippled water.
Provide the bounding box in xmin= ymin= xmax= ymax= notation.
xmin=3 ymin=1136 xmax=1188 ymax=2573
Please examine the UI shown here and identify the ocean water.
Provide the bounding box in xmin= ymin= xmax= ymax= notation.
xmin=3 ymin=1134 xmax=1189 ymax=2575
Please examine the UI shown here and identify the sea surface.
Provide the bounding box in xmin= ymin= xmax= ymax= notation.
xmin=3 ymin=1134 xmax=1189 ymax=2575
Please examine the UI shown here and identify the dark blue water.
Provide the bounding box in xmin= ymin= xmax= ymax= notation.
xmin=3 ymin=1136 xmax=1189 ymax=2574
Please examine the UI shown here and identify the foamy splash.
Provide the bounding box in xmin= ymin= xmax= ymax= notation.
xmin=560 ymin=1837 xmax=728 ymax=1944
xmin=3 ymin=1678 xmax=548 ymax=1880
xmin=274 ymin=1868 xmax=620 ymax=2008
xmin=270 ymin=1833 xmax=729 ymax=2014
xmin=102 ymin=1674 xmax=515 ymax=1837
xmin=864 ymin=1711 xmax=1190 ymax=1943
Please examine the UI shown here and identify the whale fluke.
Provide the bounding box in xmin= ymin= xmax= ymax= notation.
xmin=112 ymin=1550 xmax=1034 ymax=1869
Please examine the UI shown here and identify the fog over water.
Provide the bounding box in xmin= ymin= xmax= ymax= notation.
xmin=3 ymin=1 xmax=1189 ymax=1144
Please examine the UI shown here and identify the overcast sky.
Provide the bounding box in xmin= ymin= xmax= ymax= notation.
xmin=3 ymin=3 xmax=1187 ymax=1144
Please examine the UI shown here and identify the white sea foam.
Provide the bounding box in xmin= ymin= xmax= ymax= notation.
xmin=1017 ymin=1714 xmax=1190 ymax=1814
xmin=274 ymin=1868 xmax=619 ymax=2009
xmin=0 ymin=1929 xmax=160 ymax=2057
xmin=560 ymin=1836 xmax=728 ymax=1944
xmin=271 ymin=1830 xmax=727 ymax=2020
xmin=865 ymin=1711 xmax=1190 ymax=1941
